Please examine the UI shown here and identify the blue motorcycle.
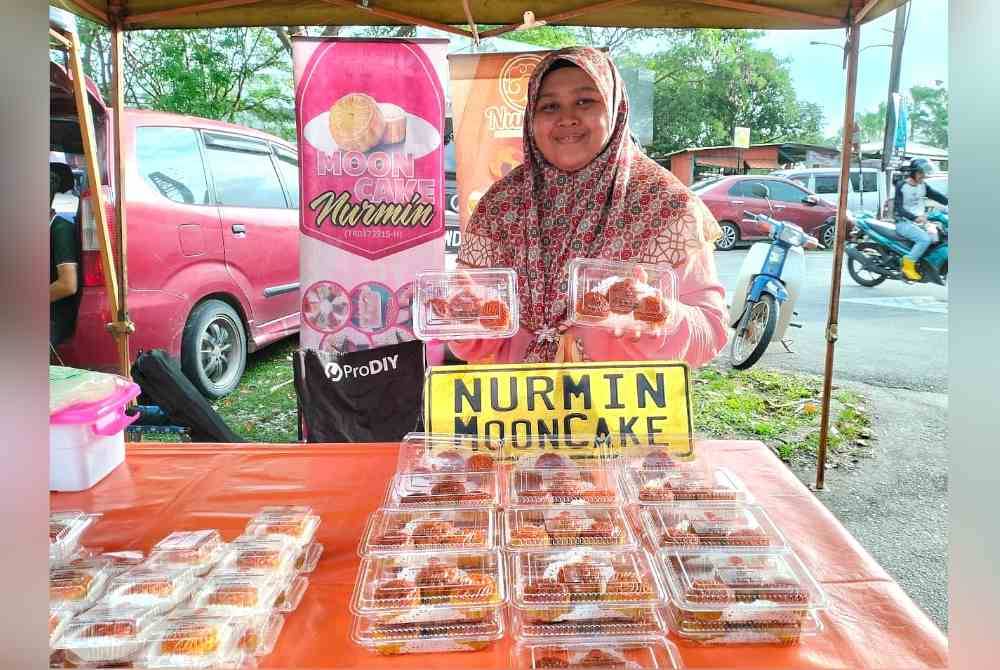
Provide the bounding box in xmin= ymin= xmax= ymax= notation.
xmin=845 ymin=209 xmax=949 ymax=287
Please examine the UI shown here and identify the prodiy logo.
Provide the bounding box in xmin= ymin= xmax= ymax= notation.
xmin=325 ymin=354 xmax=399 ymax=382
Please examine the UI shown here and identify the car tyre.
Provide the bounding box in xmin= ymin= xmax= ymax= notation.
xmin=820 ymin=222 xmax=837 ymax=249
xmin=181 ymin=299 xmax=247 ymax=399
xmin=715 ymin=222 xmax=740 ymax=251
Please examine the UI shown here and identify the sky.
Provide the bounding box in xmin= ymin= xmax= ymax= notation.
xmin=755 ymin=0 xmax=948 ymax=135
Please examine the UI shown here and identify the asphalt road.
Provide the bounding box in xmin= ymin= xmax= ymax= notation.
xmin=714 ymin=246 xmax=949 ymax=630
xmin=715 ymin=248 xmax=948 ymax=393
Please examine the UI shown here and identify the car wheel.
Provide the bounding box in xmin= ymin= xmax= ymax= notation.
xmin=715 ymin=222 xmax=740 ymax=251
xmin=821 ymin=222 xmax=837 ymax=249
xmin=181 ymin=299 xmax=247 ymax=399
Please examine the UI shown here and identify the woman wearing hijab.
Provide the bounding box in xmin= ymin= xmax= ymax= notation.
xmin=451 ymin=47 xmax=728 ymax=366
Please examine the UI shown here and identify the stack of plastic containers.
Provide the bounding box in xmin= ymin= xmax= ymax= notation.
xmin=502 ymin=439 xmax=682 ymax=669
xmin=621 ymin=439 xmax=829 ymax=646
xmin=413 ymin=269 xmax=519 ymax=341
xmin=49 ymin=505 xmax=323 ymax=668
xmin=352 ymin=433 xmax=506 ymax=656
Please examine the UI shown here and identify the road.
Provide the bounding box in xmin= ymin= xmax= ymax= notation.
xmin=715 ymin=249 xmax=948 ymax=393
xmin=714 ymin=247 xmax=949 ymax=630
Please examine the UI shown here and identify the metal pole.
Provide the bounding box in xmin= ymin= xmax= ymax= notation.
xmin=816 ymin=22 xmax=861 ymax=491
xmin=881 ymin=3 xmax=908 ymax=213
xmin=110 ymin=17 xmax=134 ymax=379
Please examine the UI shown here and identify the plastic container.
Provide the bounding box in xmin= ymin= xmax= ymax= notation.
xmin=245 ymin=506 xmax=321 ymax=548
xmin=352 ymin=605 xmax=504 ymax=655
xmin=213 ymin=538 xmax=301 ymax=578
xmin=138 ymin=616 xmax=254 ymax=669
xmin=49 ymin=607 xmax=73 ymax=647
xmin=386 ymin=471 xmax=500 ymax=508
xmin=49 ymin=560 xmax=112 ymax=613
xmin=352 ymin=551 xmax=505 ymax=626
xmin=55 ymin=603 xmax=159 ymax=665
xmin=509 ymin=602 xmax=667 ymax=640
xmin=506 ymin=435 xmax=623 ymax=471
xmin=659 ymin=549 xmax=827 ymax=645
xmin=49 ymin=372 xmax=139 ymax=492
xmin=639 ymin=503 xmax=787 ymax=551
xmin=65 ymin=548 xmax=145 ymax=576
xmin=100 ymin=566 xmax=200 ymax=615
xmin=507 ymin=466 xmax=626 ymax=507
xmin=188 ymin=571 xmax=308 ymax=616
xmin=414 ymin=269 xmax=519 ymax=340
xmin=622 ymin=465 xmax=751 ymax=504
xmin=503 ymin=506 xmax=638 ymax=551
xmin=148 ymin=529 xmax=227 ymax=576
xmin=567 ymin=258 xmax=679 ymax=335
xmin=511 ymin=637 xmax=683 ymax=670
xmin=49 ymin=510 xmax=99 ymax=563
xmin=360 ymin=508 xmax=496 ymax=556
xmin=397 ymin=432 xmax=501 ymax=475
xmin=171 ymin=608 xmax=285 ymax=658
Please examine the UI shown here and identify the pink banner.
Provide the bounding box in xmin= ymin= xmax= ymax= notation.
xmin=293 ymin=38 xmax=448 ymax=353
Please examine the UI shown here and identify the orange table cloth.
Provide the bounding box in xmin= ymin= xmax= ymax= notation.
xmin=51 ymin=441 xmax=948 ymax=670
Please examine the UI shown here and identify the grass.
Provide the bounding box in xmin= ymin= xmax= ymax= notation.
xmin=209 ymin=340 xmax=873 ymax=466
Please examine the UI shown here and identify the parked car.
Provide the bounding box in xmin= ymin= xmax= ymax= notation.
xmin=771 ymin=166 xmax=886 ymax=216
xmin=925 ymin=173 xmax=949 ymax=211
xmin=50 ymin=63 xmax=300 ymax=398
xmin=691 ymin=175 xmax=841 ymax=251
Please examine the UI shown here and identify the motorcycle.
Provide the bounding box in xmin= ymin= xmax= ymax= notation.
xmin=845 ymin=209 xmax=949 ymax=287
xmin=729 ymin=184 xmax=821 ymax=370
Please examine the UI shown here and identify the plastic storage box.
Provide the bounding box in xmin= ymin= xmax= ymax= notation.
xmin=507 ymin=465 xmax=626 ymax=507
xmin=414 ymin=269 xmax=519 ymax=340
xmin=137 ymin=616 xmax=253 ymax=669
xmin=396 ymin=432 xmax=501 ymax=474
xmin=49 ymin=370 xmax=139 ymax=492
xmin=245 ymin=505 xmax=322 ymax=548
xmin=147 ymin=529 xmax=227 ymax=576
xmin=639 ymin=503 xmax=787 ymax=551
xmin=623 ymin=463 xmax=751 ymax=504
xmin=567 ymin=258 xmax=678 ymax=335
xmin=54 ymin=603 xmax=160 ymax=666
xmin=503 ymin=506 xmax=638 ymax=551
xmin=511 ymin=637 xmax=683 ymax=670
xmin=360 ymin=507 xmax=496 ymax=556
xmin=659 ymin=548 xmax=827 ymax=645
xmin=49 ymin=511 xmax=99 ymax=563
xmin=352 ymin=605 xmax=505 ymax=655
xmin=386 ymin=470 xmax=500 ymax=508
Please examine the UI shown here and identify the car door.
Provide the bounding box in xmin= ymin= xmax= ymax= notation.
xmin=201 ymin=130 xmax=299 ymax=330
xmin=763 ymin=179 xmax=826 ymax=234
xmin=732 ymin=178 xmax=775 ymax=238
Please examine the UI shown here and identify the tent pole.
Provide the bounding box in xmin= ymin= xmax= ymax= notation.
xmin=109 ymin=14 xmax=134 ymax=380
xmin=816 ymin=20 xmax=861 ymax=490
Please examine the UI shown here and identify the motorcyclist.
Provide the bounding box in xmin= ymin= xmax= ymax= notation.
xmin=894 ymin=157 xmax=948 ymax=280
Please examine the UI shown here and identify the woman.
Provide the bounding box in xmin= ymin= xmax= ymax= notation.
xmin=451 ymin=47 xmax=728 ymax=366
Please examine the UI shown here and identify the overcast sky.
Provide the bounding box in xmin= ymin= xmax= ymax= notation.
xmin=756 ymin=0 xmax=948 ymax=135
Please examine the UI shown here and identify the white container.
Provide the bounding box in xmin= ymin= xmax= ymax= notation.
xmin=49 ymin=378 xmax=139 ymax=492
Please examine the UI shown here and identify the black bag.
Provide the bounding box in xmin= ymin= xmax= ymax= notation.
xmin=131 ymin=349 xmax=243 ymax=443
xmin=293 ymin=340 xmax=425 ymax=443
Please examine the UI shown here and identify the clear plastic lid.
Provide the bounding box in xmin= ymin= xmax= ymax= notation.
xmin=659 ymin=550 xmax=827 ymax=615
xmin=100 ymin=565 xmax=200 ymax=615
xmin=640 ymin=503 xmax=787 ymax=552
xmin=360 ymin=508 xmax=496 ymax=556
xmin=663 ymin=600 xmax=822 ymax=644
xmin=623 ymin=465 xmax=751 ymax=504
xmin=507 ymin=467 xmax=626 ymax=507
xmin=139 ymin=616 xmax=253 ymax=669
xmin=414 ymin=269 xmax=519 ymax=340
xmin=55 ymin=604 xmax=160 ymax=664
xmin=188 ymin=571 xmax=291 ymax=615
xmin=386 ymin=471 xmax=500 ymax=508
xmin=213 ymin=538 xmax=300 ymax=577
xmin=352 ymin=551 xmax=505 ymax=615
xmin=49 ymin=511 xmax=100 ymax=563
xmin=509 ymin=602 xmax=666 ymax=640
xmin=170 ymin=609 xmax=285 ymax=658
xmin=148 ymin=530 xmax=226 ymax=574
xmin=511 ymin=637 xmax=682 ymax=670
xmin=245 ymin=506 xmax=321 ymax=547
xmin=619 ymin=435 xmax=698 ymax=466
xmin=397 ymin=432 xmax=502 ymax=474
xmin=567 ymin=258 xmax=679 ymax=336
xmin=503 ymin=507 xmax=637 ymax=551
xmin=49 ymin=560 xmax=112 ymax=612
xmin=505 ymin=435 xmax=622 ymax=469
xmin=510 ymin=547 xmax=665 ymax=608
xmin=352 ymin=606 xmax=504 ymax=655
xmin=65 ymin=548 xmax=145 ymax=577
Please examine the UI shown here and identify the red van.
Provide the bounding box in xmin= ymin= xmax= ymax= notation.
xmin=50 ymin=64 xmax=300 ymax=398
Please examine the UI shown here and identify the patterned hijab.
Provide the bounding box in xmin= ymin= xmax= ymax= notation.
xmin=459 ymin=47 xmax=720 ymax=362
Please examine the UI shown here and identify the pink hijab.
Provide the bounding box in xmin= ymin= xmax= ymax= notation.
xmin=459 ymin=47 xmax=720 ymax=362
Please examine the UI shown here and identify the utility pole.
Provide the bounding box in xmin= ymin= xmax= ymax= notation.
xmin=881 ymin=2 xmax=909 ymax=212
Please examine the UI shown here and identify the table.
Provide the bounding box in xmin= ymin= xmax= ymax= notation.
xmin=51 ymin=441 xmax=948 ymax=669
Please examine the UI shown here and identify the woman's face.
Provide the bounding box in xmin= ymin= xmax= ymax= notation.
xmin=531 ymin=65 xmax=611 ymax=172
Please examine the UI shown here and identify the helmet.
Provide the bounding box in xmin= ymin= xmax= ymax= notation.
xmin=906 ymin=157 xmax=935 ymax=177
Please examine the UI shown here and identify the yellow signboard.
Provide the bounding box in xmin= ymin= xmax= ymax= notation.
xmin=734 ymin=126 xmax=751 ymax=149
xmin=423 ymin=361 xmax=692 ymax=457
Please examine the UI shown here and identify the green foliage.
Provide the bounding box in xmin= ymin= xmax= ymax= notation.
xmin=909 ymin=84 xmax=948 ymax=148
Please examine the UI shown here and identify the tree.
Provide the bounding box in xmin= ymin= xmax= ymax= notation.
xmin=908 ymin=84 xmax=948 ymax=148
xmin=504 ymin=25 xmax=660 ymax=53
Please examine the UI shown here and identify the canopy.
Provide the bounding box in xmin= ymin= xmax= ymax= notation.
xmin=54 ymin=0 xmax=903 ymax=31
